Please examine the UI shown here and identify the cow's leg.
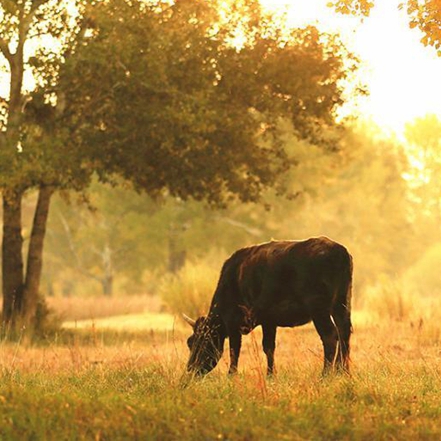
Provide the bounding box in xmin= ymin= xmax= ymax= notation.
xmin=312 ymin=313 xmax=338 ymax=375
xmin=332 ymin=304 xmax=352 ymax=373
xmin=262 ymin=324 xmax=277 ymax=376
xmin=228 ymin=331 xmax=242 ymax=374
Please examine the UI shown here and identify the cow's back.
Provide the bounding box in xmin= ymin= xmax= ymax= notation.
xmin=212 ymin=237 xmax=352 ymax=328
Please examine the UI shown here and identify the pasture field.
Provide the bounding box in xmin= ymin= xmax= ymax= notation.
xmin=1 ymin=299 xmax=441 ymax=440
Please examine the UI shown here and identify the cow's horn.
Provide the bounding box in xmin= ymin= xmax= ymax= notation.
xmin=182 ymin=313 xmax=196 ymax=327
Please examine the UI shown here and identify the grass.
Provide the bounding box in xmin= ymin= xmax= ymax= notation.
xmin=2 ymin=297 xmax=441 ymax=440
xmin=46 ymin=295 xmax=163 ymax=321
xmin=63 ymin=311 xmax=178 ymax=332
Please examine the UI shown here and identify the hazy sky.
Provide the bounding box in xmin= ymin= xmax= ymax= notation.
xmin=260 ymin=0 xmax=441 ymax=136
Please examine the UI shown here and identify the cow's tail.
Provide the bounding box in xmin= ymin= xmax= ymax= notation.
xmin=332 ymin=247 xmax=353 ymax=371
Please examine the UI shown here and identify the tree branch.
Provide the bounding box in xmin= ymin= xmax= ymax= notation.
xmin=217 ymin=216 xmax=263 ymax=236
xmin=30 ymin=0 xmax=53 ymax=14
xmin=0 ymin=38 xmax=12 ymax=64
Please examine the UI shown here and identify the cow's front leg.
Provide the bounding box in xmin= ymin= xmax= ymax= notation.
xmin=228 ymin=331 xmax=242 ymax=374
xmin=262 ymin=324 xmax=277 ymax=376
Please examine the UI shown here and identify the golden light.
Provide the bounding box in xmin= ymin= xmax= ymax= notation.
xmin=2 ymin=0 xmax=441 ymax=140
xmin=258 ymin=0 xmax=441 ymax=138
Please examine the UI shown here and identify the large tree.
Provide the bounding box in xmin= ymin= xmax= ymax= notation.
xmin=0 ymin=0 xmax=356 ymax=333
xmin=59 ymin=0 xmax=354 ymax=203
xmin=0 ymin=0 xmax=87 ymax=332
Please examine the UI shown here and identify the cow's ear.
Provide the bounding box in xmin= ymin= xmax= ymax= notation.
xmin=182 ymin=313 xmax=196 ymax=328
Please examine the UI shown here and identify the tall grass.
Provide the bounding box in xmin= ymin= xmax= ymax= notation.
xmin=4 ymin=271 xmax=441 ymax=439
xmin=158 ymin=258 xmax=221 ymax=318
xmin=1 ymin=320 xmax=441 ymax=440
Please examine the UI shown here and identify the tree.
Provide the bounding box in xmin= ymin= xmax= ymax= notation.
xmin=45 ymin=183 xmax=165 ymax=297
xmin=271 ymin=124 xmax=415 ymax=293
xmin=329 ymin=0 xmax=441 ymax=54
xmin=43 ymin=121 xmax=341 ymax=298
xmin=59 ymin=0 xmax=354 ymax=203
xmin=0 ymin=0 xmax=87 ymax=332
xmin=0 ymin=0 xmax=357 ymax=333
xmin=404 ymin=114 xmax=441 ymax=223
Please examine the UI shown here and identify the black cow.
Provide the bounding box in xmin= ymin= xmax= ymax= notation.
xmin=184 ymin=236 xmax=353 ymax=376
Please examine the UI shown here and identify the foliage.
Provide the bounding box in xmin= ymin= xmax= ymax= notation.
xmin=257 ymin=124 xmax=415 ymax=293
xmin=328 ymin=0 xmax=375 ymax=17
xmin=158 ymin=255 xmax=224 ymax=318
xmin=404 ymin=114 xmax=441 ymax=222
xmin=33 ymin=295 xmax=63 ymax=338
xmin=0 ymin=0 xmax=87 ymax=190
xmin=42 ymin=117 xmax=347 ymax=297
xmin=406 ymin=0 xmax=441 ymax=53
xmin=42 ymin=123 xmax=418 ymax=300
xmin=57 ymin=0 xmax=355 ymax=205
xmin=402 ymin=242 xmax=441 ymax=298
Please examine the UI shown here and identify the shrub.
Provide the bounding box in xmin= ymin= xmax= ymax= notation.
xmin=361 ymin=275 xmax=413 ymax=321
xmin=159 ymin=258 xmax=221 ymax=319
xmin=34 ymin=295 xmax=63 ymax=338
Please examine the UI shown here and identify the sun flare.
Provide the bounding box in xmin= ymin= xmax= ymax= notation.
xmin=258 ymin=0 xmax=441 ymax=137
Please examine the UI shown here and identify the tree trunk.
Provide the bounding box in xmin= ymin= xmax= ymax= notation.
xmin=22 ymin=186 xmax=54 ymax=330
xmin=2 ymin=189 xmax=25 ymax=328
xmin=101 ymin=276 xmax=113 ymax=297
xmin=101 ymin=244 xmax=113 ymax=296
xmin=168 ymin=225 xmax=186 ymax=273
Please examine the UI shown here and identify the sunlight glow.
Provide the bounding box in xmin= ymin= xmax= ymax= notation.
xmin=259 ymin=0 xmax=441 ymax=137
xmin=403 ymin=153 xmax=431 ymax=187
xmin=2 ymin=0 xmax=441 ymax=139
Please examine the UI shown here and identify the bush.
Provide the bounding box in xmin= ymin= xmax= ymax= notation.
xmin=361 ymin=273 xmax=441 ymax=328
xmin=159 ymin=258 xmax=221 ymax=319
xmin=403 ymin=242 xmax=441 ymax=298
xmin=361 ymin=275 xmax=414 ymax=321
xmin=34 ymin=295 xmax=63 ymax=338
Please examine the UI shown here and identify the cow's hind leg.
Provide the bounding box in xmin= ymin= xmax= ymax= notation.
xmin=262 ymin=324 xmax=277 ymax=376
xmin=312 ymin=313 xmax=339 ymax=375
xmin=332 ymin=303 xmax=352 ymax=373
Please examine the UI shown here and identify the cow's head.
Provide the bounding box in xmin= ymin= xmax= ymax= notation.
xmin=183 ymin=314 xmax=225 ymax=376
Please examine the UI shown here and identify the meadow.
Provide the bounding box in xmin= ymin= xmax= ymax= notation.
xmin=0 ymin=296 xmax=439 ymax=440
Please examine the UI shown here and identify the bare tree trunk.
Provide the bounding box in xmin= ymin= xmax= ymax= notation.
xmin=2 ymin=189 xmax=25 ymax=328
xmin=1 ymin=5 xmax=26 ymax=331
xmin=168 ymin=224 xmax=186 ymax=273
xmin=22 ymin=186 xmax=54 ymax=329
xmin=101 ymin=244 xmax=113 ymax=296
xmin=102 ymin=276 xmax=113 ymax=297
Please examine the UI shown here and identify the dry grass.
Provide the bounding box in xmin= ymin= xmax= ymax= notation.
xmin=1 ymin=302 xmax=441 ymax=439
xmin=46 ymin=294 xmax=164 ymax=321
xmin=35 ymin=299 xmax=441 ymax=378
xmin=1 ymin=311 xmax=440 ymax=383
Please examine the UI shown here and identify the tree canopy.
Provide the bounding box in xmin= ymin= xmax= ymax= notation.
xmin=56 ymin=0 xmax=354 ymax=205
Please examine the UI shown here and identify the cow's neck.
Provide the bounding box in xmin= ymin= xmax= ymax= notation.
xmin=207 ymin=301 xmax=227 ymax=337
